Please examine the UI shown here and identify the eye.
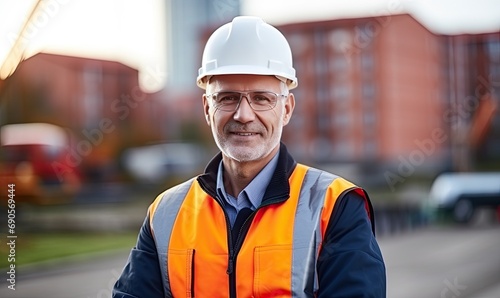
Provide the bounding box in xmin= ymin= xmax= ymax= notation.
xmin=252 ymin=93 xmax=273 ymax=103
xmin=217 ymin=93 xmax=240 ymax=102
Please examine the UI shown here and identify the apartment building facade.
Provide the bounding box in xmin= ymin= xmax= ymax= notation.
xmin=274 ymin=14 xmax=499 ymax=178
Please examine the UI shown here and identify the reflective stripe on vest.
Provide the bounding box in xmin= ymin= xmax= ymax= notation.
xmin=149 ymin=164 xmax=359 ymax=297
xmin=149 ymin=178 xmax=195 ymax=296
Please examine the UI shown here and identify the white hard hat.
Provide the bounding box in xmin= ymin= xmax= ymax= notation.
xmin=197 ymin=16 xmax=298 ymax=90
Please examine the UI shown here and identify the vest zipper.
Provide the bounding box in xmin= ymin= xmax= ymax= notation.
xmin=227 ymin=227 xmax=235 ymax=276
xmin=190 ymin=249 xmax=195 ymax=298
xmin=212 ymin=195 xmax=237 ymax=297
xmin=228 ymin=212 xmax=255 ymax=298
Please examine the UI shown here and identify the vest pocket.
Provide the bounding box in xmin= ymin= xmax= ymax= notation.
xmin=253 ymin=244 xmax=292 ymax=297
xmin=168 ymin=248 xmax=195 ymax=298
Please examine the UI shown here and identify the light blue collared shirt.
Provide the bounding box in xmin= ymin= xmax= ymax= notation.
xmin=216 ymin=152 xmax=280 ymax=227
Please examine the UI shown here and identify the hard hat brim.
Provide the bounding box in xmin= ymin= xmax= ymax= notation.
xmin=197 ymin=65 xmax=298 ymax=90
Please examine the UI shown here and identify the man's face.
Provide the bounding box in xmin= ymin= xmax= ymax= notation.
xmin=203 ymin=74 xmax=295 ymax=162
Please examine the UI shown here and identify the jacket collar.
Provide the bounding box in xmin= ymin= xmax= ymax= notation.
xmin=197 ymin=143 xmax=297 ymax=205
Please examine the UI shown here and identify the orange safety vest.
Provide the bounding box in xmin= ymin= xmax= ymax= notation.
xmin=148 ymin=163 xmax=367 ymax=297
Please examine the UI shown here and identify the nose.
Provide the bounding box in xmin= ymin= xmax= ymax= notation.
xmin=233 ymin=95 xmax=255 ymax=123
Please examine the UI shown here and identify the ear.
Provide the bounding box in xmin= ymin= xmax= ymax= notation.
xmin=282 ymin=93 xmax=295 ymax=126
xmin=202 ymin=94 xmax=211 ymax=126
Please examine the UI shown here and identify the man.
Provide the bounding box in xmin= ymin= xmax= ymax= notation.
xmin=113 ymin=16 xmax=386 ymax=297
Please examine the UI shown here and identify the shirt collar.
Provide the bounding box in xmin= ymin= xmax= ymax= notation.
xmin=216 ymin=152 xmax=280 ymax=209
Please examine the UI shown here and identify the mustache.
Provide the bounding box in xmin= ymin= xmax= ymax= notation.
xmin=224 ymin=121 xmax=263 ymax=133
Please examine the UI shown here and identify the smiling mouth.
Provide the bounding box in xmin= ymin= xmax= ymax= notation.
xmin=231 ymin=132 xmax=259 ymax=137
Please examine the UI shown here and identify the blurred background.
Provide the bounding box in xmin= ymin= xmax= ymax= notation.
xmin=0 ymin=0 xmax=499 ymax=297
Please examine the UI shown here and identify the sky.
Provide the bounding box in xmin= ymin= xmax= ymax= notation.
xmin=0 ymin=0 xmax=167 ymax=92
xmin=242 ymin=0 xmax=500 ymax=35
xmin=0 ymin=0 xmax=499 ymax=93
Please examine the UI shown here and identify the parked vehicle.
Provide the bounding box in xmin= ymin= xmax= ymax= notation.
xmin=428 ymin=172 xmax=500 ymax=223
xmin=122 ymin=142 xmax=206 ymax=184
xmin=0 ymin=123 xmax=81 ymax=204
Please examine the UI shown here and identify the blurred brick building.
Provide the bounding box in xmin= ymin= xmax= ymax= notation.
xmin=280 ymin=14 xmax=445 ymax=165
xmin=272 ymin=14 xmax=499 ymax=183
xmin=0 ymin=53 xmax=169 ymax=182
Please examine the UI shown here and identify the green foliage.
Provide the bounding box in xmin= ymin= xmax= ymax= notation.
xmin=0 ymin=232 xmax=137 ymax=269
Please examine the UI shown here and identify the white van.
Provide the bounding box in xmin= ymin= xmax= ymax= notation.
xmin=428 ymin=172 xmax=500 ymax=223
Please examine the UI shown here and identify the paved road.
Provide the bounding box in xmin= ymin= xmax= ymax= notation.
xmin=0 ymin=250 xmax=130 ymax=298
xmin=1 ymin=225 xmax=499 ymax=298
xmin=380 ymin=225 xmax=500 ymax=298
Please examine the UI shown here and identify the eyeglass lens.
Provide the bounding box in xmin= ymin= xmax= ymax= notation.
xmin=212 ymin=91 xmax=279 ymax=111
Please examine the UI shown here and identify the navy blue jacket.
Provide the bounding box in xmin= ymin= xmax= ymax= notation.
xmin=113 ymin=144 xmax=386 ymax=297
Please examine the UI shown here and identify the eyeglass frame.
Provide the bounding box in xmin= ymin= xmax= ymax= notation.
xmin=205 ymin=90 xmax=288 ymax=112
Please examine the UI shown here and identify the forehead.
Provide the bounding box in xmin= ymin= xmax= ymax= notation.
xmin=207 ymin=74 xmax=282 ymax=92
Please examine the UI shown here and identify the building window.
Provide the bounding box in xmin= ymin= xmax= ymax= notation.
xmin=364 ymin=140 xmax=378 ymax=157
xmin=361 ymin=51 xmax=374 ymax=71
xmin=287 ymin=33 xmax=309 ymax=56
xmin=328 ymin=28 xmax=352 ymax=53
xmin=333 ymin=142 xmax=353 ymax=159
xmin=315 ymin=55 xmax=329 ymax=76
xmin=332 ymin=113 xmax=350 ymax=133
xmin=316 ymin=84 xmax=328 ymax=102
xmin=82 ymin=64 xmax=103 ymax=128
xmin=488 ymin=38 xmax=500 ymax=94
xmin=363 ymin=112 xmax=376 ymax=126
xmin=331 ymin=84 xmax=351 ymax=100
xmin=362 ymin=84 xmax=375 ymax=99
xmin=330 ymin=56 xmax=348 ymax=72
xmin=487 ymin=38 xmax=500 ymax=62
